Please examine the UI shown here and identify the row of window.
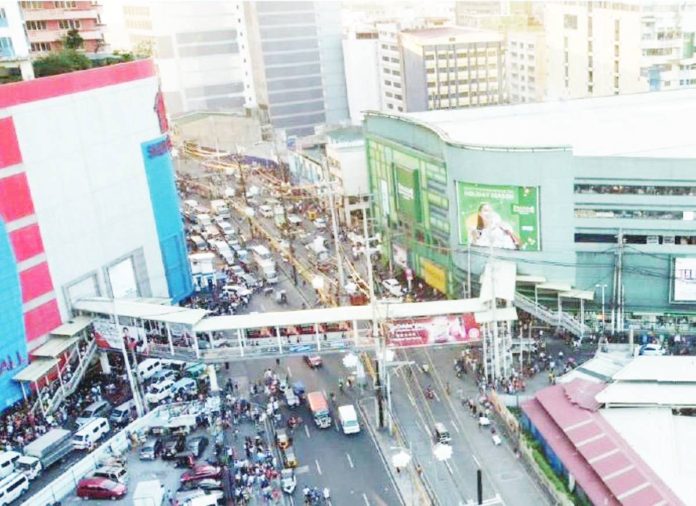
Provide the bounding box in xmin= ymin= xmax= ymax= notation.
xmin=643 ymin=48 xmax=675 ymax=56
xmin=21 ymin=1 xmax=77 ymax=9
xmin=383 ymin=68 xmax=400 ymax=77
xmin=424 ymin=50 xmax=497 ymax=61
xmin=428 ymin=76 xmax=498 ymax=86
xmin=30 ymin=42 xmax=51 ymax=51
xmin=575 ymin=233 xmax=696 ymax=245
xmin=574 ymin=184 xmax=696 ymax=196
xmin=426 ymin=64 xmax=498 ymax=74
xmin=575 ymin=209 xmax=696 ymax=221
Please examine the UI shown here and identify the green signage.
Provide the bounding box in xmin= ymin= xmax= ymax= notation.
xmin=457 ymin=182 xmax=540 ymax=251
xmin=394 ymin=165 xmax=420 ymax=221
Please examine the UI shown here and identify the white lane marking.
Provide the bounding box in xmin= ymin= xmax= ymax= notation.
xmin=445 ymin=461 xmax=455 ymax=476
xmin=304 ymin=425 xmax=311 ymax=438
xmin=316 ymin=459 xmax=322 ymax=475
xmin=287 ymin=366 xmax=292 ymax=378
xmin=407 ymin=393 xmax=416 ymax=407
xmin=322 ymin=389 xmax=327 ymax=399
xmin=295 ymin=465 xmax=310 ymax=474
xmin=346 ymin=452 xmax=354 ymax=468
xmin=362 ymin=492 xmax=370 ymax=505
xmin=433 ymin=391 xmax=441 ymax=402
xmin=472 ymin=454 xmax=482 ymax=468
xmin=451 ymin=419 xmax=460 ymax=433
xmin=289 ymin=497 xmax=295 ymax=506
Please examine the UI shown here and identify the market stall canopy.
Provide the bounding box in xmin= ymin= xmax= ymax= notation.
xmin=13 ymin=358 xmax=58 ymax=383
xmin=73 ymin=297 xmax=207 ymax=326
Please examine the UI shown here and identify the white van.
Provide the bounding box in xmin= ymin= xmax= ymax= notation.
xmin=338 ymin=405 xmax=360 ymax=435
xmin=190 ymin=235 xmax=207 ymax=250
xmin=0 ymin=452 xmax=20 ymax=480
xmin=196 ymin=214 xmax=212 ymax=227
xmin=76 ymin=400 xmax=111 ymax=426
xmin=0 ymin=472 xmax=28 ymax=505
xmin=109 ymin=400 xmax=135 ymax=426
xmin=259 ymin=205 xmax=273 ymax=218
xmin=171 ymin=377 xmax=198 ymax=397
xmin=137 ymin=358 xmax=162 ymax=381
xmin=145 ymin=379 xmax=174 ymax=405
xmin=73 ymin=418 xmax=110 ymax=450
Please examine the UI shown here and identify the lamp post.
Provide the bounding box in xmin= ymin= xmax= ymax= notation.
xmin=595 ymin=284 xmax=607 ymax=333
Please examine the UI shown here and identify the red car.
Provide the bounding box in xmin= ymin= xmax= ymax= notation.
xmin=180 ymin=464 xmax=222 ymax=483
xmin=76 ymin=477 xmax=127 ymax=500
xmin=303 ymin=355 xmax=323 ymax=368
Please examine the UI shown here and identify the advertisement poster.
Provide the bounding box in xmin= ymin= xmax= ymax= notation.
xmin=673 ymin=257 xmax=696 ymax=301
xmin=93 ymin=321 xmax=148 ymax=353
xmin=393 ymin=243 xmax=408 ymax=270
xmin=394 ymin=166 xmax=420 ymax=221
xmin=387 ymin=314 xmax=480 ymax=347
xmin=457 ymin=182 xmax=540 ymax=251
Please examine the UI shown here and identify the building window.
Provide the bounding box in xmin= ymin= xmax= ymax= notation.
xmin=0 ymin=37 xmax=15 ymax=58
xmin=54 ymin=1 xmax=77 ymax=8
xmin=26 ymin=20 xmax=47 ymax=30
xmin=564 ymin=14 xmax=578 ymax=30
xmin=20 ymin=1 xmax=43 ymax=9
xmin=30 ymin=42 xmax=51 ymax=51
xmin=59 ymin=19 xmax=80 ymax=29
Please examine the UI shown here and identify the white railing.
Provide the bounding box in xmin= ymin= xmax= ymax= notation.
xmin=514 ymin=292 xmax=591 ymax=337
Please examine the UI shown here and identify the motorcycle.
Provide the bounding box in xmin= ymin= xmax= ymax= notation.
xmin=425 ymin=387 xmax=435 ymax=400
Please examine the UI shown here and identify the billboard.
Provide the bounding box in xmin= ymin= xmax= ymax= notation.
xmin=673 ymin=257 xmax=696 ymax=302
xmin=387 ymin=314 xmax=480 ymax=347
xmin=93 ymin=321 xmax=148 ymax=353
xmin=394 ymin=166 xmax=420 ymax=221
xmin=456 ymin=182 xmax=540 ymax=251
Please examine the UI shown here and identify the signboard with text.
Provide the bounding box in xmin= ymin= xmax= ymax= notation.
xmin=673 ymin=257 xmax=696 ymax=302
xmin=387 ymin=314 xmax=480 ymax=347
xmin=394 ymin=165 xmax=420 ymax=221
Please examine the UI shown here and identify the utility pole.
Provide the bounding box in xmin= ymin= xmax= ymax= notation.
xmin=617 ymin=230 xmax=624 ymax=334
xmin=236 ymin=146 xmax=253 ymax=240
xmin=324 ymin=159 xmax=346 ymax=302
xmin=279 ymin=163 xmax=298 ymax=285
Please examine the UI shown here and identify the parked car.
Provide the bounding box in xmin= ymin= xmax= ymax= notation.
xmin=639 ymin=343 xmax=666 ymax=356
xmin=76 ymin=477 xmax=127 ymax=500
xmin=186 ymin=436 xmax=209 ymax=458
xmin=150 ymin=368 xmax=178 ymax=386
xmin=303 ymin=355 xmax=323 ymax=369
xmin=381 ymin=278 xmax=404 ymax=297
xmin=139 ymin=437 xmax=163 ymax=460
xmin=314 ymin=218 xmax=327 ymax=229
xmin=162 ymin=437 xmax=186 ymax=460
xmin=180 ymin=465 xmax=222 ymax=484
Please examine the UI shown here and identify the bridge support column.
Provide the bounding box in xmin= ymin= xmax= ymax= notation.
xmin=352 ymin=320 xmax=358 ymax=343
xmin=275 ymin=327 xmax=283 ymax=354
xmin=193 ymin=332 xmax=200 ymax=359
xmin=315 ymin=323 xmax=321 ymax=351
xmin=237 ymin=329 xmax=245 ymax=357
xmin=165 ymin=323 xmax=174 ymax=356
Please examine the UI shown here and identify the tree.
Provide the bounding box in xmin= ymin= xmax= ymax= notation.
xmin=33 ymin=49 xmax=92 ymax=77
xmin=63 ymin=29 xmax=84 ymax=50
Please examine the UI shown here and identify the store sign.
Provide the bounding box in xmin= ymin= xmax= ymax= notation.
xmin=673 ymin=257 xmax=696 ymax=301
xmin=146 ymin=136 xmax=172 ymax=159
xmin=456 ymin=182 xmax=540 ymax=251
xmin=387 ymin=314 xmax=480 ymax=347
xmin=393 ymin=243 xmax=408 ymax=270
xmin=394 ymin=165 xmax=420 ymax=220
xmin=154 ymin=89 xmax=169 ymax=134
xmin=420 ymin=258 xmax=447 ymax=293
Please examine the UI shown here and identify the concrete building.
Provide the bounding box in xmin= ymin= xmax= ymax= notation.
xmin=20 ymin=0 xmax=105 ymax=54
xmin=120 ymin=1 xmax=255 ymax=115
xmin=342 ymin=25 xmax=380 ymax=124
xmin=325 ymin=127 xmax=369 ymax=225
xmin=0 ymin=59 xmax=192 ymax=407
xmin=364 ymin=89 xmax=696 ymax=332
xmin=399 ymin=26 xmax=505 ymax=111
xmin=544 ymin=1 xmax=696 ymax=100
xmin=244 ymin=1 xmax=349 ymax=137
xmin=0 ymin=0 xmax=34 ymax=81
xmin=507 ymin=28 xmax=545 ymax=103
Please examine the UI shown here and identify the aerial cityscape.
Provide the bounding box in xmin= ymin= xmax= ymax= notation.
xmin=1 ymin=1 xmax=696 ymax=505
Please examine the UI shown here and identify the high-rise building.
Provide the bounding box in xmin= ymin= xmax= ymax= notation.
xmin=507 ymin=29 xmax=545 ymax=103
xmin=544 ymin=1 xmax=696 ymax=99
xmin=120 ymin=1 xmax=255 ymax=115
xmin=342 ymin=25 xmax=380 ymax=124
xmin=19 ymin=0 xmax=105 ymax=54
xmin=244 ymin=1 xmax=349 ymax=137
xmin=398 ymin=26 xmax=505 ymax=112
xmin=0 ymin=1 xmax=34 ymax=81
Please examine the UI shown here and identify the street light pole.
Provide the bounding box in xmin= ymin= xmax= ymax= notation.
xmin=596 ymin=284 xmax=607 ymax=333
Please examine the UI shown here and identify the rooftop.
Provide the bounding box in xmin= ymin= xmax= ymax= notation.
xmin=612 ymin=356 xmax=696 ymax=383
xmin=326 ymin=126 xmax=364 ymax=144
xmin=401 ymin=25 xmax=500 ymax=42
xmin=379 ymin=88 xmax=696 ymax=158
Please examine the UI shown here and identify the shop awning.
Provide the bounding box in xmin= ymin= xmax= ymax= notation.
xmin=536 ymin=282 xmax=573 ymax=292
xmin=50 ymin=316 xmax=93 ymax=337
xmin=73 ymin=297 xmax=207 ymax=326
xmin=516 ymin=275 xmax=547 ymax=284
xmin=32 ymin=336 xmax=80 ymax=358
xmin=559 ymin=289 xmax=595 ymax=301
xmin=13 ymin=358 xmax=58 ymax=383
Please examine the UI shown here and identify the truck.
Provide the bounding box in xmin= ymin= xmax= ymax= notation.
xmin=257 ymin=259 xmax=278 ymax=284
xmin=307 ymin=391 xmax=332 ymax=429
xmin=133 ymin=479 xmax=164 ymax=506
xmin=15 ymin=429 xmax=73 ymax=480
xmin=210 ymin=199 xmax=230 ymax=219
xmin=338 ymin=404 xmax=360 ymax=435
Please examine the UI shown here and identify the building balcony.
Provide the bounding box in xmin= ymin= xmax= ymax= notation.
xmin=21 ymin=8 xmax=100 ymax=22
xmin=27 ymin=29 xmax=103 ymax=43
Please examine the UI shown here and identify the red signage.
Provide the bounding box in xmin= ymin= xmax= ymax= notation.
xmin=387 ymin=314 xmax=480 ymax=347
xmin=154 ymin=89 xmax=169 ymax=134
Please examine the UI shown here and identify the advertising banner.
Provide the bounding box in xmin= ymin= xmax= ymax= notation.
xmin=420 ymin=258 xmax=447 ymax=293
xmin=93 ymin=321 xmax=148 ymax=353
xmin=393 ymin=243 xmax=408 ymax=270
xmin=387 ymin=314 xmax=480 ymax=347
xmin=457 ymin=182 xmax=540 ymax=251
xmin=394 ymin=165 xmax=420 ymax=221
xmin=673 ymin=257 xmax=696 ymax=301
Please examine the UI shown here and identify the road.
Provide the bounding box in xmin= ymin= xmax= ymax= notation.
xmin=219 ymin=354 xmax=401 ymax=506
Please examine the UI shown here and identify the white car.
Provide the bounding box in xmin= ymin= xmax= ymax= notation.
xmin=314 ymin=218 xmax=327 ymax=229
xmin=639 ymin=343 xmax=666 ymax=356
xmin=382 ymin=278 xmax=404 ymax=297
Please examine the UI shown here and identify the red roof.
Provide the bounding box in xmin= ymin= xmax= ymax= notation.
xmin=522 ymin=379 xmax=683 ymax=506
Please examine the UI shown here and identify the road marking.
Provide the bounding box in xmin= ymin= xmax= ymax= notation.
xmin=451 ymin=419 xmax=460 ymax=433
xmin=322 ymin=389 xmax=327 ymax=399
xmin=289 ymin=497 xmax=295 ymax=506
xmin=295 ymin=465 xmax=310 ymax=474
xmin=362 ymin=493 xmax=370 ymax=506
xmin=287 ymin=366 xmax=292 ymax=378
xmin=315 ymin=459 xmax=322 ymax=475
xmin=346 ymin=452 xmax=354 ymax=468
xmin=304 ymin=425 xmax=311 ymax=438
xmin=407 ymin=392 xmax=416 ymax=407
xmin=445 ymin=461 xmax=455 ymax=476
